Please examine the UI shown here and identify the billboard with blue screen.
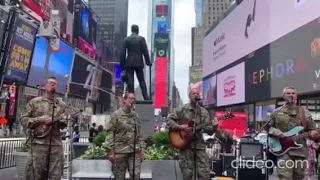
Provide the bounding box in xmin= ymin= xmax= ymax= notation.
xmin=27 ymin=38 xmax=74 ymax=94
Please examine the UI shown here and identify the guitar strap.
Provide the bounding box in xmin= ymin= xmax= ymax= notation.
xmin=298 ymin=107 xmax=308 ymax=131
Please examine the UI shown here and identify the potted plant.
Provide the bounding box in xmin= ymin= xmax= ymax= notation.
xmin=13 ymin=140 xmax=29 ymax=178
xmin=72 ymin=131 xmax=111 ymax=178
xmin=145 ymin=131 xmax=182 ymax=178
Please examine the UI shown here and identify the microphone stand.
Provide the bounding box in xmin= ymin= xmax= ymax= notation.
xmin=253 ymin=104 xmax=285 ymax=180
xmin=132 ymin=104 xmax=137 ymax=180
xmin=44 ymin=95 xmax=56 ymax=180
xmin=192 ymin=100 xmax=200 ymax=180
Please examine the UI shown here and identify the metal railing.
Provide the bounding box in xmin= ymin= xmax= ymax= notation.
xmin=0 ymin=137 xmax=89 ymax=169
xmin=0 ymin=139 xmax=23 ymax=169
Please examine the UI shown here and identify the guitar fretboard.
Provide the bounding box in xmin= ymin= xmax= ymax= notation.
xmin=291 ymin=132 xmax=310 ymax=142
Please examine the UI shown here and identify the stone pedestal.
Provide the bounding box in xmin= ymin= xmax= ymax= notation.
xmin=135 ymin=100 xmax=154 ymax=138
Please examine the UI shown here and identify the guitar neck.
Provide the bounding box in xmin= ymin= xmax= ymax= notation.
xmin=292 ymin=132 xmax=311 ymax=142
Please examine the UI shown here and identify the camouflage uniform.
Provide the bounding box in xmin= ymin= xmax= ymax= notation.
xmin=20 ymin=96 xmax=68 ymax=180
xmin=215 ymin=128 xmax=234 ymax=153
xmin=166 ymin=103 xmax=213 ymax=180
xmin=269 ymin=106 xmax=317 ymax=180
xmin=105 ymin=108 xmax=145 ymax=180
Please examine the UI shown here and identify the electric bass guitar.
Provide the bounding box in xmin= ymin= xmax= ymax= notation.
xmin=169 ymin=112 xmax=234 ymax=150
xmin=258 ymin=126 xmax=312 ymax=156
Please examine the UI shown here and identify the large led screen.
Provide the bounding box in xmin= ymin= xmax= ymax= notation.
xmin=73 ymin=0 xmax=97 ymax=58
xmin=27 ymin=38 xmax=74 ymax=94
xmin=202 ymin=0 xmax=320 ymax=76
xmin=18 ymin=0 xmax=74 ymax=40
xmin=154 ymin=57 xmax=167 ymax=108
xmin=202 ymin=75 xmax=216 ymax=106
xmin=69 ymin=54 xmax=101 ymax=99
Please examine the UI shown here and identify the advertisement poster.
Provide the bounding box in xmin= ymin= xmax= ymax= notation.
xmin=217 ymin=62 xmax=245 ymax=106
xmin=5 ymin=15 xmax=37 ymax=83
xmin=202 ymin=75 xmax=216 ymax=106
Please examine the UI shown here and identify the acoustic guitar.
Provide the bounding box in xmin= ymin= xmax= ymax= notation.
xmin=169 ymin=112 xmax=234 ymax=150
xmin=34 ymin=117 xmax=66 ymax=138
xmin=34 ymin=108 xmax=81 ymax=138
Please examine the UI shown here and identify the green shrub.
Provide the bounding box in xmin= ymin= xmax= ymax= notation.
xmin=80 ymin=131 xmax=109 ymax=160
xmin=145 ymin=131 xmax=178 ymax=160
xmin=153 ymin=131 xmax=170 ymax=147
xmin=93 ymin=131 xmax=108 ymax=147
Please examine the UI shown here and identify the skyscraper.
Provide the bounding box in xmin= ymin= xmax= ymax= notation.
xmin=190 ymin=0 xmax=233 ymax=89
xmin=194 ymin=0 xmax=202 ymax=27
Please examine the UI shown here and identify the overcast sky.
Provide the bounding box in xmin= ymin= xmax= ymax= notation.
xmin=128 ymin=0 xmax=195 ymax=103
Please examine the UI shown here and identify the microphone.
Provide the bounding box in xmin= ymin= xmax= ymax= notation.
xmin=195 ymin=96 xmax=202 ymax=101
xmin=287 ymin=96 xmax=293 ymax=103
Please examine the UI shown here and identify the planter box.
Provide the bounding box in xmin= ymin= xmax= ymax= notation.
xmin=71 ymin=159 xmax=182 ymax=180
xmin=13 ymin=151 xmax=28 ymax=178
xmin=72 ymin=143 xmax=89 ymax=159
xmin=152 ymin=160 xmax=182 ymax=180
xmin=72 ymin=159 xmax=152 ymax=180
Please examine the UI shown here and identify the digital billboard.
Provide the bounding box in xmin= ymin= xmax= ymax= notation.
xmin=27 ymin=38 xmax=74 ymax=94
xmin=269 ymin=16 xmax=320 ymax=97
xmin=154 ymin=57 xmax=167 ymax=108
xmin=154 ymin=33 xmax=169 ymax=49
xmin=202 ymin=74 xmax=216 ymax=106
xmin=152 ymin=0 xmax=172 ymax=111
xmin=69 ymin=54 xmax=101 ymax=99
xmin=73 ymin=0 xmax=97 ymax=59
xmin=202 ymin=0 xmax=320 ymax=77
xmin=4 ymin=15 xmax=37 ymax=83
xmin=217 ymin=62 xmax=245 ymax=107
xmin=18 ymin=0 xmax=74 ymax=41
xmin=155 ymin=4 xmax=168 ymax=17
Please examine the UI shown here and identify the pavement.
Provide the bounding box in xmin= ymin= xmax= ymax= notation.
xmin=1 ymin=166 xmax=318 ymax=180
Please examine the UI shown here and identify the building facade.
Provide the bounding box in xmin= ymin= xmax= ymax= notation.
xmin=89 ymin=0 xmax=128 ymax=96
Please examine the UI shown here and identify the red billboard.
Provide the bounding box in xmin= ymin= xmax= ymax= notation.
xmin=154 ymin=57 xmax=167 ymax=108
xmin=216 ymin=111 xmax=247 ymax=138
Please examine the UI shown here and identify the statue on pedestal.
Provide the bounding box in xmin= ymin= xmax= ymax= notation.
xmin=120 ymin=24 xmax=152 ymax=100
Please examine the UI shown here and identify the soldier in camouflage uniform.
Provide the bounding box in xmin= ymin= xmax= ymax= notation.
xmin=269 ymin=86 xmax=319 ymax=180
xmin=106 ymin=93 xmax=145 ymax=180
xmin=20 ymin=77 xmax=69 ymax=180
xmin=166 ymin=88 xmax=214 ymax=180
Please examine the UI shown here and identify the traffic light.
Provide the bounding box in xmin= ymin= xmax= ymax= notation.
xmin=65 ymin=84 xmax=70 ymax=93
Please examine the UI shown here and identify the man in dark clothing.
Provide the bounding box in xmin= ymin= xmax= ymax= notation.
xmin=120 ymin=24 xmax=152 ymax=100
xmin=89 ymin=123 xmax=97 ymax=143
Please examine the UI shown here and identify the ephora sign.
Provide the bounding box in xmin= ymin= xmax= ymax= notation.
xmin=154 ymin=33 xmax=169 ymax=49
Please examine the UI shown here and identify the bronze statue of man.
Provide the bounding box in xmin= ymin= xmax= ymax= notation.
xmin=120 ymin=24 xmax=152 ymax=100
